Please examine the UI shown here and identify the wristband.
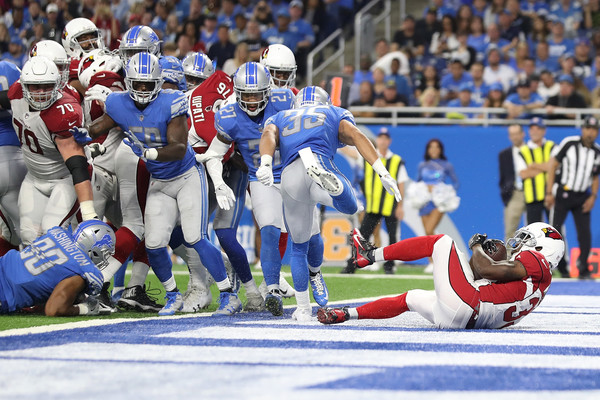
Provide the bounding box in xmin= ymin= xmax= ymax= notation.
xmin=260 ymin=154 xmax=273 ymax=166
xmin=77 ymin=303 xmax=89 ymax=315
xmin=372 ymin=158 xmax=389 ymax=177
xmin=80 ymin=200 xmax=97 ymax=221
xmin=144 ymin=148 xmax=159 ymax=160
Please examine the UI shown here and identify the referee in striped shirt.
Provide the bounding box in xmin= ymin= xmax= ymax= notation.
xmin=545 ymin=116 xmax=600 ymax=279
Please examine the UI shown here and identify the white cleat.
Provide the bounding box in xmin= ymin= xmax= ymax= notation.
xmin=244 ymin=292 xmax=265 ymax=312
xmin=181 ymin=285 xmax=212 ymax=313
xmin=292 ymin=306 xmax=313 ymax=322
xmin=306 ymin=165 xmax=343 ymax=196
xmin=279 ymin=275 xmax=296 ymax=298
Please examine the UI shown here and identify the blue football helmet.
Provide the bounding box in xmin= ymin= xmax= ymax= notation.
xmin=233 ymin=62 xmax=272 ymax=116
xmin=119 ymin=25 xmax=161 ymax=65
xmin=159 ymin=56 xmax=187 ymax=91
xmin=73 ymin=220 xmax=116 ymax=269
xmin=124 ymin=52 xmax=163 ymax=104
xmin=295 ymin=86 xmax=332 ymax=108
xmin=182 ymin=52 xmax=215 ymax=90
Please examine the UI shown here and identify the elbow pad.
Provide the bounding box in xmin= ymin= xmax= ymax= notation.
xmin=65 ymin=155 xmax=90 ymax=184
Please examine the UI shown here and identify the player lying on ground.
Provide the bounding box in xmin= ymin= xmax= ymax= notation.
xmin=318 ymin=222 xmax=564 ymax=329
xmin=0 ymin=220 xmax=116 ymax=316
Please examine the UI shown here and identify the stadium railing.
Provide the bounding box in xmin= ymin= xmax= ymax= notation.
xmin=307 ymin=29 xmax=345 ymax=86
xmin=354 ymin=0 xmax=392 ymax=71
xmin=348 ymin=106 xmax=600 ymax=127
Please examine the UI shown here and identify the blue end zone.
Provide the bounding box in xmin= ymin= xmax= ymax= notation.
xmin=548 ymin=281 xmax=600 ymax=296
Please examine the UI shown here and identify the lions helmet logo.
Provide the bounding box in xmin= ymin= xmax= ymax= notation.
xmin=96 ymin=233 xmax=114 ymax=249
xmin=542 ymin=227 xmax=563 ymax=240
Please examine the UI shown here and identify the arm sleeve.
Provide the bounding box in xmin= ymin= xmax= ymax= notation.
xmin=445 ymin=161 xmax=460 ymax=189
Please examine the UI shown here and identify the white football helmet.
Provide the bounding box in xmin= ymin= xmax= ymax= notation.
xmin=62 ymin=18 xmax=104 ymax=58
xmin=29 ymin=40 xmax=69 ymax=89
xmin=73 ymin=220 xmax=116 ymax=270
xmin=119 ymin=25 xmax=161 ymax=65
xmin=233 ymin=62 xmax=272 ymax=116
xmin=295 ymin=86 xmax=332 ymax=107
xmin=78 ymin=49 xmax=122 ymax=89
xmin=124 ymin=52 xmax=163 ymax=104
xmin=508 ymin=222 xmax=565 ymax=269
xmin=260 ymin=44 xmax=297 ymax=88
xmin=182 ymin=52 xmax=214 ymax=90
xmin=21 ymin=56 xmax=62 ymax=111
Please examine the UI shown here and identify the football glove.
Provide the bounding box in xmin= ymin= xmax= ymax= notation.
xmin=123 ymin=130 xmax=147 ymax=161
xmin=70 ymin=126 xmax=92 ymax=145
xmin=85 ymin=85 xmax=112 ymax=105
xmin=468 ymin=233 xmax=488 ymax=250
xmin=380 ymin=174 xmax=402 ymax=202
xmin=215 ymin=183 xmax=236 ymax=211
xmin=88 ymin=143 xmax=106 ymax=158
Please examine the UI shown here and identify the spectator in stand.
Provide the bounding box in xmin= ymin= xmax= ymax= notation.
xmin=545 ymin=74 xmax=587 ymax=119
xmin=415 ymin=7 xmax=442 ymax=46
xmin=430 ymin=14 xmax=458 ymax=58
xmin=440 ymin=58 xmax=473 ymax=105
xmin=304 ymin=0 xmax=328 ymax=44
xmin=535 ymin=41 xmax=560 ymax=74
xmin=450 ymin=31 xmax=476 ymax=70
xmin=520 ymin=0 xmax=550 ymax=18
xmin=374 ymin=79 xmax=408 ymax=111
xmin=269 ymin=0 xmax=289 ymax=17
xmin=230 ymin=13 xmax=248 ymax=43
xmin=549 ymin=0 xmax=583 ymax=39
xmin=393 ymin=15 xmax=423 ymax=52
xmin=385 ymin=58 xmax=413 ymax=105
xmin=483 ymin=23 xmax=512 ymax=61
xmin=176 ymin=33 xmax=194 ymax=59
xmin=1 ymin=36 xmax=26 ymax=68
xmin=242 ymin=19 xmax=269 ymax=62
xmin=237 ymin=0 xmax=255 ymax=20
xmin=200 ymin=14 xmax=218 ymax=51
xmin=0 ymin=23 xmax=9 ymax=53
xmin=508 ymin=41 xmax=530 ymax=76
xmin=164 ymin=14 xmax=180 ymax=43
xmin=5 ymin=1 xmax=31 ymax=39
xmin=558 ymin=53 xmax=577 ymax=80
xmin=424 ymin=0 xmax=456 ymax=20
xmin=289 ymin=0 xmax=314 ymax=81
xmin=254 ymin=1 xmax=275 ymax=33
xmin=446 ymin=82 xmax=483 ymax=119
xmin=218 ymin=0 xmax=237 ymax=28
xmin=415 ymin=63 xmax=440 ymax=99
xmin=41 ymin=3 xmax=63 ymax=43
xmin=584 ymin=0 xmax=600 ymax=30
xmin=506 ymin=0 xmax=532 ymax=38
xmin=573 ymin=37 xmax=593 ymax=81
xmin=351 ymin=81 xmax=376 ymax=118
xmin=222 ymin=42 xmax=249 ymax=76
xmin=372 ymin=67 xmax=387 ymax=99
xmin=469 ymin=61 xmax=490 ymax=104
xmin=498 ymin=9 xmax=521 ymax=42
xmin=370 ymin=38 xmax=410 ymax=76
xmin=263 ymin=9 xmax=299 ymax=52
xmin=111 ymin=0 xmax=130 ymax=28
xmin=183 ymin=0 xmax=205 ymax=32
xmin=547 ymin=19 xmax=575 ymax=67
xmin=471 ymin=0 xmax=488 ymax=19
xmin=504 ymin=78 xmax=544 ymax=119
xmin=538 ymin=69 xmax=560 ymax=102
xmin=483 ymin=45 xmax=517 ymax=93
xmin=419 ymin=87 xmax=442 ymax=118
xmin=483 ymin=82 xmax=507 ymax=118
xmin=585 ymin=55 xmax=600 ymax=92
xmin=91 ymin=0 xmax=120 ymax=50
xmin=150 ymin=0 xmax=171 ymax=38
xmin=27 ymin=1 xmax=45 ymax=26
xmin=207 ymin=24 xmax=236 ymax=69
xmin=182 ymin=21 xmax=206 ymax=52
xmin=484 ymin=0 xmax=506 ymax=28
xmin=467 ymin=16 xmax=486 ymax=61
xmin=354 ymin=54 xmax=374 ymax=85
xmin=455 ymin=4 xmax=473 ymax=35
xmin=527 ymin=14 xmax=549 ymax=48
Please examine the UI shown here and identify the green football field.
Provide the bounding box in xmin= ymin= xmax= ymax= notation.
xmin=0 ymin=264 xmax=434 ymax=331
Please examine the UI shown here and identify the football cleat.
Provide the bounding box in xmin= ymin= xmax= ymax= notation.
xmin=307 ymin=165 xmax=343 ymax=196
xmin=243 ymin=292 xmax=265 ymax=312
xmin=350 ymin=228 xmax=376 ymax=268
xmin=292 ymin=306 xmax=312 ymax=322
xmin=181 ymin=285 xmax=212 ymax=313
xmin=309 ymin=271 xmax=329 ymax=307
xmin=158 ymin=291 xmax=183 ymax=316
xmin=111 ymin=286 xmax=124 ymax=303
xmin=97 ymin=282 xmax=117 ymax=313
xmin=279 ymin=275 xmax=296 ymax=298
xmin=317 ymin=307 xmax=350 ymax=324
xmin=212 ymin=291 xmax=243 ymax=316
xmin=264 ymin=289 xmax=284 ymax=316
xmin=117 ymin=285 xmax=162 ymax=312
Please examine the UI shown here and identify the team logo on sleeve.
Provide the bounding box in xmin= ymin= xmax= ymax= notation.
xmin=542 ymin=227 xmax=562 ymax=240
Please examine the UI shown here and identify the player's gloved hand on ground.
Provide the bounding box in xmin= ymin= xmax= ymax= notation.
xmin=468 ymin=233 xmax=488 ymax=250
xmin=70 ymin=126 xmax=92 ymax=145
xmin=85 ymin=85 xmax=112 ymax=105
xmin=215 ymin=183 xmax=236 ymax=211
xmin=380 ymin=174 xmax=402 ymax=201
xmin=256 ymin=155 xmax=274 ymax=186
xmin=123 ymin=130 xmax=147 ymax=161
xmin=78 ymin=295 xmax=100 ymax=315
xmin=88 ymin=143 xmax=106 ymax=158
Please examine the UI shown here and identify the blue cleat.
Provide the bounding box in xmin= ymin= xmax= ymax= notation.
xmin=158 ymin=291 xmax=183 ymax=316
xmin=212 ymin=291 xmax=243 ymax=316
xmin=264 ymin=289 xmax=284 ymax=316
xmin=309 ymin=271 xmax=329 ymax=306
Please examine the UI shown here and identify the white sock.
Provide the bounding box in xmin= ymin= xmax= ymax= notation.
xmin=348 ymin=307 xmax=359 ymax=319
xmin=162 ymin=276 xmax=177 ymax=292
xmin=101 ymin=257 xmax=123 ymax=283
xmin=243 ymin=278 xmax=260 ymax=295
xmin=308 ymin=265 xmax=321 ymax=274
xmin=127 ymin=261 xmax=150 ymax=288
xmin=215 ymin=278 xmax=232 ymax=291
xmin=296 ymin=289 xmax=310 ymax=309
xmin=374 ymin=248 xmax=385 ymax=262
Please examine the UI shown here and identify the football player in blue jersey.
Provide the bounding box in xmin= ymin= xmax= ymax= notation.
xmin=199 ymin=62 xmax=305 ymax=317
xmin=0 ymin=220 xmax=115 ymax=316
xmin=258 ymin=86 xmax=402 ymax=320
xmin=70 ymin=52 xmax=240 ymax=316
xmin=118 ymin=25 xmax=161 ymax=66
xmin=159 ymin=56 xmax=187 ymax=91
xmin=0 ymin=61 xmax=27 ymax=255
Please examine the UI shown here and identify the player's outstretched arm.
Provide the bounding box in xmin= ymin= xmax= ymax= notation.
xmin=88 ymin=113 xmax=118 ymax=139
xmin=156 ymin=114 xmax=189 ymax=161
xmin=45 ymin=275 xmax=87 ymax=316
xmin=470 ymin=245 xmax=527 ymax=282
xmin=259 ymin=123 xmax=279 ymax=158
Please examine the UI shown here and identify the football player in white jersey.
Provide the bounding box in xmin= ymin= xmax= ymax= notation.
xmin=0 ymin=57 xmax=97 ymax=245
xmin=319 ymin=223 xmax=565 ymax=329
xmin=260 ymin=44 xmax=298 ymax=93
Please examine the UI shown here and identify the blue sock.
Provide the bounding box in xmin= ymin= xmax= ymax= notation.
xmin=307 ymin=233 xmax=324 ymax=269
xmin=113 ymin=257 xmax=128 ymax=288
xmin=290 ymin=241 xmax=310 ymax=292
xmin=192 ymin=238 xmax=228 ymax=282
xmin=216 ymin=228 xmax=252 ymax=283
xmin=260 ymin=225 xmax=281 ymax=286
xmin=146 ymin=247 xmax=174 ymax=284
